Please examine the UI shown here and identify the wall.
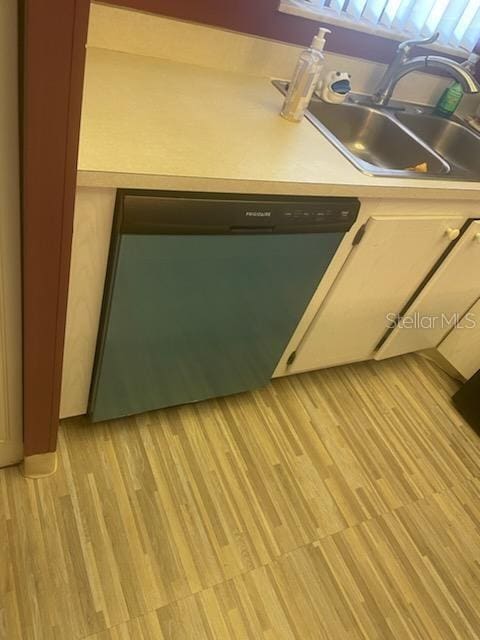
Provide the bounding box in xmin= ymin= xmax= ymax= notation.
xmin=97 ymin=0 xmax=467 ymax=66
xmin=87 ymin=4 xmax=468 ymax=108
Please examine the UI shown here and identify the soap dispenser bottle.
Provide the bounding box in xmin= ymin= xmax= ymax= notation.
xmin=281 ymin=28 xmax=331 ymax=122
xmin=434 ymin=53 xmax=480 ymax=118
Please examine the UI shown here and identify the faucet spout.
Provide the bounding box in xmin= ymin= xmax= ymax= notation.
xmin=371 ymin=35 xmax=480 ymax=107
xmin=425 ymin=56 xmax=480 ymax=93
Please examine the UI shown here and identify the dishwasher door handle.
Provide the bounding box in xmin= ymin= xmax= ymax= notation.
xmin=229 ymin=226 xmax=275 ymax=234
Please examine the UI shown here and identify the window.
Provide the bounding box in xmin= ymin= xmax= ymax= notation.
xmin=279 ymin=0 xmax=480 ymax=52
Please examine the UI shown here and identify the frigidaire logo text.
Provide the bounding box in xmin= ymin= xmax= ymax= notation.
xmin=245 ymin=211 xmax=272 ymax=217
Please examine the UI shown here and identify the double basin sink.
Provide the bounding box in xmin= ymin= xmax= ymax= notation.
xmin=274 ymin=80 xmax=480 ymax=181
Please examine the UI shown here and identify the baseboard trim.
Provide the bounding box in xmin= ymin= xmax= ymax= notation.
xmin=22 ymin=451 xmax=58 ymax=478
xmin=419 ymin=349 xmax=465 ymax=382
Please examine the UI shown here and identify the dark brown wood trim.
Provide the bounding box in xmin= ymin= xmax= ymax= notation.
xmin=22 ymin=0 xmax=90 ymax=456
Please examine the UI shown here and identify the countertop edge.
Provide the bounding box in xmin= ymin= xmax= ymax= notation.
xmin=76 ymin=170 xmax=480 ymax=201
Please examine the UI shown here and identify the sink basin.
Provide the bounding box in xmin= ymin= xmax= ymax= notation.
xmin=272 ymin=80 xmax=479 ymax=180
xmin=306 ymin=100 xmax=450 ymax=178
xmin=395 ymin=112 xmax=480 ymax=179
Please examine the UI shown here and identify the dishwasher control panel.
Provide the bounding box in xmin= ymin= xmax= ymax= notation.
xmin=281 ymin=208 xmax=354 ymax=220
xmin=118 ymin=190 xmax=360 ymax=235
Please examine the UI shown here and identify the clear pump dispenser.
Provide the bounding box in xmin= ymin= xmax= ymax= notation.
xmin=281 ymin=28 xmax=331 ymax=122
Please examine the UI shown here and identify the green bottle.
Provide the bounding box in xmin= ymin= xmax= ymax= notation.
xmin=434 ymin=53 xmax=480 ymax=118
xmin=434 ymin=81 xmax=464 ymax=118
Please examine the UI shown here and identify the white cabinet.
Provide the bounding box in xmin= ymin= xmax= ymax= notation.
xmin=437 ymin=298 xmax=480 ymax=380
xmin=286 ymin=215 xmax=465 ymax=374
xmin=377 ymin=220 xmax=480 ymax=360
xmin=61 ymin=193 xmax=477 ymax=416
xmin=60 ymin=188 xmax=116 ymax=418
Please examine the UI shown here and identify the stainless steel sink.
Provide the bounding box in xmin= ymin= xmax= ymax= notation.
xmin=273 ymin=80 xmax=480 ymax=181
xmin=307 ymin=100 xmax=449 ymax=178
xmin=395 ymin=112 xmax=480 ymax=179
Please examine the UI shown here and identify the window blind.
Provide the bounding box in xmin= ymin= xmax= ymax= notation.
xmin=305 ymin=0 xmax=480 ymax=51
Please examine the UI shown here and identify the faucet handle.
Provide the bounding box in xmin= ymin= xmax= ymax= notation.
xmin=398 ymin=32 xmax=439 ymax=55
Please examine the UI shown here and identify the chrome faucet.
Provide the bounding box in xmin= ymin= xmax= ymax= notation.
xmin=371 ymin=32 xmax=480 ymax=107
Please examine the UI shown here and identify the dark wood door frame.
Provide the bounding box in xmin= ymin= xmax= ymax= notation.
xmin=23 ymin=0 xmax=90 ymax=456
xmin=21 ymin=0 xmax=478 ymax=457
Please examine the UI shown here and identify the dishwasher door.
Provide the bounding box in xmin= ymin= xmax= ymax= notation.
xmin=89 ymin=191 xmax=359 ymax=421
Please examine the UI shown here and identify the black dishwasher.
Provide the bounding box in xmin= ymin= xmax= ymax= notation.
xmin=89 ymin=190 xmax=359 ymax=421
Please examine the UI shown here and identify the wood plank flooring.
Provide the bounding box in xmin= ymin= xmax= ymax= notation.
xmin=1 ymin=354 xmax=480 ymax=639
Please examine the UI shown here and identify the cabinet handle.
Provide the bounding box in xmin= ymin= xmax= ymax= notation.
xmin=445 ymin=228 xmax=460 ymax=241
xmin=475 ymin=232 xmax=480 ymax=244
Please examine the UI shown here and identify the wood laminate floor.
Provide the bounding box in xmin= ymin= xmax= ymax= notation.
xmin=1 ymin=355 xmax=480 ymax=639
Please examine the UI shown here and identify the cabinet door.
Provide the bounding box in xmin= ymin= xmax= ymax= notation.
xmin=377 ymin=220 xmax=480 ymax=360
xmin=287 ymin=215 xmax=465 ymax=373
xmin=437 ymin=297 xmax=480 ymax=380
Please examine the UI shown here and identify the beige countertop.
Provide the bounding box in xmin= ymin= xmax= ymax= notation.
xmin=78 ymin=47 xmax=480 ymax=200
